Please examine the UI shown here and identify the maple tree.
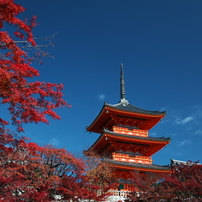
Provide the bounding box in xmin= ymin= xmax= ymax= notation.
xmin=0 ymin=2 xmax=115 ymax=200
xmin=0 ymin=137 xmax=115 ymax=201
xmin=0 ymin=133 xmax=51 ymax=201
xmin=127 ymin=162 xmax=202 ymax=202
xmin=84 ymin=151 xmax=117 ymax=199
xmin=39 ymin=145 xmax=97 ymax=201
xmin=0 ymin=0 xmax=68 ymax=133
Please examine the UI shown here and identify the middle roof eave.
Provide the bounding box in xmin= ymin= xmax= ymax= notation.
xmin=88 ymin=129 xmax=170 ymax=153
xmin=104 ymin=129 xmax=171 ymax=142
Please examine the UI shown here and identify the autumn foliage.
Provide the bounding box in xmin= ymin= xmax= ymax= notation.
xmin=0 ymin=1 xmax=114 ymax=201
xmin=0 ymin=0 xmax=68 ymax=133
xmin=0 ymin=133 xmax=113 ymax=201
xmin=127 ymin=162 xmax=202 ymax=202
xmin=2 ymin=1 xmax=202 ymax=202
xmin=84 ymin=151 xmax=117 ymax=193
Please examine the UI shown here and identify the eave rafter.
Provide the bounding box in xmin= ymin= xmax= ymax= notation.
xmin=108 ymin=141 xmax=150 ymax=155
xmin=106 ymin=115 xmax=146 ymax=130
xmin=104 ymin=109 xmax=163 ymax=131
xmin=108 ymin=141 xmax=166 ymax=157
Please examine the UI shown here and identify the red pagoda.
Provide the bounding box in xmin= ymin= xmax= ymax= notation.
xmin=86 ymin=64 xmax=171 ymax=196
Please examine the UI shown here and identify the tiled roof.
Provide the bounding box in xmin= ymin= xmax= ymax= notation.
xmin=104 ymin=129 xmax=171 ymax=142
xmin=104 ymin=158 xmax=170 ymax=170
xmin=106 ymin=100 xmax=166 ymax=116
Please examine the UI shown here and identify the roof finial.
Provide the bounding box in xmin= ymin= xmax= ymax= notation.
xmin=120 ymin=63 xmax=126 ymax=100
xmin=119 ymin=64 xmax=129 ymax=105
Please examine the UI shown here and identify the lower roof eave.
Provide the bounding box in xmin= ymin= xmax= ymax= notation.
xmin=105 ymin=159 xmax=171 ymax=173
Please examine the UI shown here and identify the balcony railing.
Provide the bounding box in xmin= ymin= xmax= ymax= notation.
xmin=112 ymin=153 xmax=152 ymax=164
xmin=112 ymin=126 xmax=148 ymax=137
xmin=108 ymin=190 xmax=131 ymax=198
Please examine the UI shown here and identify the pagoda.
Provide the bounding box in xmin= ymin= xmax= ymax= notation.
xmin=86 ymin=64 xmax=171 ymax=194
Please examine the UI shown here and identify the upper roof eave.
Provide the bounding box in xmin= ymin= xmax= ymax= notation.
xmin=86 ymin=103 xmax=107 ymax=132
xmin=86 ymin=101 xmax=166 ymax=133
xmin=105 ymin=101 xmax=166 ymax=116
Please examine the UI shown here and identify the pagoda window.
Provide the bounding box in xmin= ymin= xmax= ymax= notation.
xmin=118 ymin=184 xmax=124 ymax=190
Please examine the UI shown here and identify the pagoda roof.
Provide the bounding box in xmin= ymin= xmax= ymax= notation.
xmin=88 ymin=129 xmax=170 ymax=156
xmin=106 ymin=99 xmax=166 ymax=116
xmin=104 ymin=158 xmax=171 ymax=173
xmin=87 ymin=100 xmax=166 ymax=133
xmin=104 ymin=129 xmax=170 ymax=141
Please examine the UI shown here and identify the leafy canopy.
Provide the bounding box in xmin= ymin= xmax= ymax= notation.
xmin=0 ymin=0 xmax=69 ymax=133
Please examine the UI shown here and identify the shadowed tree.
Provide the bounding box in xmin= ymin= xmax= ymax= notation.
xmin=127 ymin=161 xmax=202 ymax=202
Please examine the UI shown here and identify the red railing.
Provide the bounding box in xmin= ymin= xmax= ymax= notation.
xmin=112 ymin=153 xmax=152 ymax=164
xmin=113 ymin=126 xmax=148 ymax=137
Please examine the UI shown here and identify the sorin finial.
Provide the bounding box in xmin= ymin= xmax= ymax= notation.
xmin=120 ymin=63 xmax=129 ymax=105
xmin=120 ymin=63 xmax=125 ymax=100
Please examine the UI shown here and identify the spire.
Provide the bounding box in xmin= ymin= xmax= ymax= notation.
xmin=120 ymin=63 xmax=129 ymax=105
xmin=120 ymin=63 xmax=125 ymax=100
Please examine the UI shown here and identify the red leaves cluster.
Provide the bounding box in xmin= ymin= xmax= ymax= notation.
xmin=0 ymin=1 xmax=113 ymax=201
xmin=0 ymin=0 xmax=36 ymax=46
xmin=158 ymin=162 xmax=202 ymax=201
xmin=127 ymin=162 xmax=202 ymax=202
xmin=0 ymin=133 xmax=111 ymax=201
xmin=84 ymin=151 xmax=118 ymax=200
xmin=0 ymin=134 xmax=47 ymax=201
xmin=0 ymin=0 xmax=69 ymax=132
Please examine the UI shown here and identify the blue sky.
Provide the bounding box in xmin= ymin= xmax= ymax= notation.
xmin=11 ymin=0 xmax=202 ymax=165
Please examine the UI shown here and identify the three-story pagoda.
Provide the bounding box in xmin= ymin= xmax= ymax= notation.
xmin=86 ymin=64 xmax=171 ymax=192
